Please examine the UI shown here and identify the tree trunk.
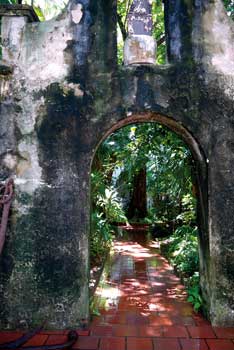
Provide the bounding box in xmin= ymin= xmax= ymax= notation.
xmin=127 ymin=166 xmax=147 ymax=220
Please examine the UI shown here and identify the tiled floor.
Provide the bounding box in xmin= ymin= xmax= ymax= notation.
xmin=0 ymin=230 xmax=234 ymax=349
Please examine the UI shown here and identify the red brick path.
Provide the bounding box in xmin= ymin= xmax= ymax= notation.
xmin=1 ymin=231 xmax=234 ymax=349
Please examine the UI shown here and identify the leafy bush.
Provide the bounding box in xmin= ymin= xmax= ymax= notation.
xmin=176 ymin=194 xmax=196 ymax=225
xmin=169 ymin=226 xmax=199 ymax=276
xmin=90 ymin=211 xmax=113 ymax=267
xmin=97 ymin=187 xmax=128 ymax=223
xmin=160 ymin=225 xmax=203 ymax=312
xmin=90 ymin=171 xmax=128 ymax=268
xmin=187 ymin=273 xmax=203 ymax=312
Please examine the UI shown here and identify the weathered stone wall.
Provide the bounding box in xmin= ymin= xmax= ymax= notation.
xmin=0 ymin=0 xmax=233 ymax=328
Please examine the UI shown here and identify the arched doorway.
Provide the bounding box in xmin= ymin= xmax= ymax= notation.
xmin=89 ymin=112 xmax=208 ymax=321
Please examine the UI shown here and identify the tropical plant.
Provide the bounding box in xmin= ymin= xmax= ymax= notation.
xmin=90 ymin=211 xmax=113 ymax=267
xmin=8 ymin=0 xmax=69 ymax=20
xmin=90 ymin=122 xmax=197 ymax=267
xmin=97 ymin=187 xmax=128 ymax=223
xmin=98 ymin=123 xmax=195 ymax=224
xmin=90 ymin=168 xmax=128 ymax=267
xmin=166 ymin=226 xmax=199 ymax=275
xmin=187 ymin=273 xmax=203 ymax=312
xmin=223 ymin=0 xmax=234 ymax=19
xmin=159 ymin=224 xmax=202 ymax=311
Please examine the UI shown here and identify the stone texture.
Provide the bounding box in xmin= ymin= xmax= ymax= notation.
xmin=0 ymin=0 xmax=233 ymax=329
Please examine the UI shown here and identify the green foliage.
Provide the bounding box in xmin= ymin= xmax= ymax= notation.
xmin=176 ymin=194 xmax=196 ymax=225
xmin=21 ymin=0 xmax=68 ymax=20
xmin=187 ymin=273 xmax=203 ymax=312
xmin=160 ymin=225 xmax=203 ymax=312
xmin=91 ymin=123 xmax=196 ymax=267
xmin=152 ymin=0 xmax=166 ymax=64
xmin=187 ymin=285 xmax=203 ymax=312
xmin=223 ymin=0 xmax=234 ymax=19
xmin=168 ymin=225 xmax=199 ymax=276
xmin=97 ymin=187 xmax=128 ymax=223
xmin=0 ymin=0 xmax=17 ymax=3
xmin=91 ymin=170 xmax=128 ymax=224
xmin=90 ymin=169 xmax=128 ymax=267
xmin=91 ymin=122 xmax=202 ymax=312
xmin=90 ymin=211 xmax=113 ymax=267
xmin=117 ymin=37 xmax=124 ymax=65
xmin=100 ymin=123 xmax=195 ymax=224
xmin=33 ymin=6 xmax=45 ymax=21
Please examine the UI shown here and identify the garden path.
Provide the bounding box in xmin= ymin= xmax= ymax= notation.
xmin=1 ymin=228 xmax=234 ymax=350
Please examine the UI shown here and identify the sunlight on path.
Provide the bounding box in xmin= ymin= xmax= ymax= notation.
xmin=92 ymin=231 xmax=199 ymax=328
xmin=1 ymin=231 xmax=234 ymax=350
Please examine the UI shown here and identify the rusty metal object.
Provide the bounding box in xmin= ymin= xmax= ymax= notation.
xmin=23 ymin=331 xmax=78 ymax=350
xmin=0 ymin=178 xmax=14 ymax=255
xmin=0 ymin=328 xmax=78 ymax=350
xmin=0 ymin=324 xmax=45 ymax=350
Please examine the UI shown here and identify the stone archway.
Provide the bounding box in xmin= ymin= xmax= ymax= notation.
xmin=90 ymin=112 xmax=208 ymax=317
xmin=0 ymin=0 xmax=234 ymax=330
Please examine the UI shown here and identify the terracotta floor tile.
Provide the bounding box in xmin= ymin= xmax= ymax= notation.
xmin=187 ymin=326 xmax=216 ymax=338
xmin=193 ymin=314 xmax=211 ymax=326
xmin=112 ymin=325 xmax=138 ymax=337
xmin=0 ymin=332 xmax=23 ymax=344
xmin=127 ymin=337 xmax=153 ymax=350
xmin=89 ymin=236 xmax=210 ymax=344
xmin=181 ymin=316 xmax=196 ymax=326
xmin=180 ymin=338 xmax=208 ymax=350
xmin=23 ymin=334 xmax=48 ymax=346
xmin=100 ymin=309 xmax=117 ymax=316
xmin=73 ymin=336 xmax=99 ymax=350
xmin=43 ymin=331 xmax=67 ymax=335
xmin=163 ymin=325 xmax=189 ymax=338
xmin=153 ymin=338 xmax=181 ymax=350
xmin=118 ymin=303 xmax=137 ymax=311
xmin=45 ymin=335 xmax=67 ymax=345
xmin=213 ymin=327 xmax=234 ymax=339
xmin=105 ymin=314 xmax=126 ymax=325
xmin=126 ymin=313 xmax=149 ymax=325
xmin=91 ymin=326 xmax=113 ymax=336
xmin=1 ymin=235 xmax=219 ymax=350
xmin=99 ymin=337 xmax=125 ymax=350
xmin=138 ymin=326 xmax=162 ymax=337
xmin=76 ymin=330 xmax=90 ymax=336
xmin=91 ymin=316 xmax=105 ymax=325
xmin=176 ymin=304 xmax=194 ymax=317
xmin=206 ymin=339 xmax=234 ymax=350
xmin=149 ymin=315 xmax=173 ymax=326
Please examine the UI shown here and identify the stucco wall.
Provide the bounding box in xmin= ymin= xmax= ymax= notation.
xmin=0 ymin=0 xmax=234 ymax=328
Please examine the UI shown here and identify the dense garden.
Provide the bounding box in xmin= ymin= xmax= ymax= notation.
xmin=90 ymin=123 xmax=203 ymax=311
